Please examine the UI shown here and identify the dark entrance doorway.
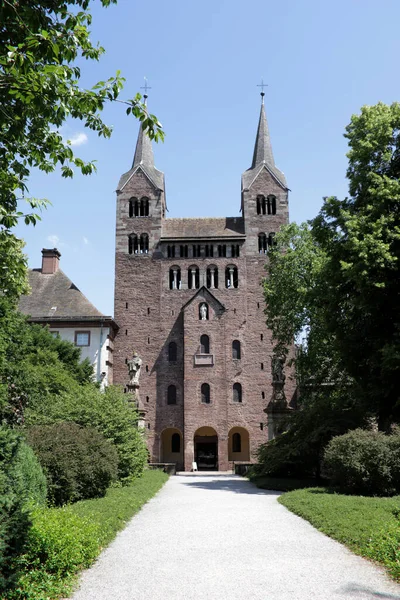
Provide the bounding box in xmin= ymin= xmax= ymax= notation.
xmin=194 ymin=436 xmax=218 ymax=470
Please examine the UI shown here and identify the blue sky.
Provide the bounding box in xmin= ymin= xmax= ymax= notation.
xmin=19 ymin=0 xmax=400 ymax=316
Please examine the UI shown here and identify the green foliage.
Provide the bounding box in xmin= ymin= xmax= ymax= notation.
xmin=279 ymin=487 xmax=400 ymax=580
xmin=6 ymin=470 xmax=168 ymax=600
xmin=26 ymin=422 xmax=118 ymax=506
xmin=0 ymin=427 xmax=46 ymax=594
xmin=26 ymin=385 xmax=148 ymax=481
xmin=0 ymin=0 xmax=163 ymax=301
xmin=324 ymin=428 xmax=400 ymax=496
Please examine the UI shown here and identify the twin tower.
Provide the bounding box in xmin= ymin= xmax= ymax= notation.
xmin=113 ymin=94 xmax=294 ymax=471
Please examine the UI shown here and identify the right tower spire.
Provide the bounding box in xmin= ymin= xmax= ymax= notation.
xmin=251 ymin=92 xmax=275 ymax=169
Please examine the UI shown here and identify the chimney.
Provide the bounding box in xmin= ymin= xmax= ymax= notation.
xmin=41 ymin=248 xmax=61 ymax=274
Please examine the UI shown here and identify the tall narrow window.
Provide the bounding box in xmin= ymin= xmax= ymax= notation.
xmin=233 ymin=382 xmax=242 ymax=403
xmin=200 ymin=334 xmax=210 ymax=354
xmin=268 ymin=195 xmax=277 ymax=215
xmin=231 ymin=244 xmax=240 ymax=258
xmin=128 ymin=234 xmax=139 ymax=255
xmin=129 ymin=197 xmax=137 ymax=217
xmin=169 ymin=267 xmax=181 ymax=290
xmin=268 ymin=233 xmax=276 ymax=249
xmin=205 ymin=244 xmax=214 ymax=258
xmin=167 ymin=385 xmax=177 ymax=405
xmin=168 ymin=341 xmax=177 ymax=362
xmin=188 ymin=266 xmax=200 ymax=290
xmin=167 ymin=245 xmax=176 ymax=258
xmin=201 ymin=383 xmax=210 ymax=404
xmin=256 ymin=196 xmax=261 ymax=215
xmin=193 ymin=244 xmax=201 ymax=258
xmin=258 ymin=233 xmax=267 ymax=254
xmin=140 ymin=197 xmax=149 ymax=216
xmin=232 ymin=340 xmax=241 ymax=360
xmin=206 ymin=266 xmax=218 ymax=289
xmin=180 ymin=245 xmax=188 ymax=258
xmin=225 ymin=266 xmax=238 ymax=288
xmin=171 ymin=433 xmax=181 ymax=453
xmin=218 ymin=244 xmax=227 ymax=257
xmin=232 ymin=433 xmax=241 ymax=453
xmin=140 ymin=233 xmax=149 ymax=253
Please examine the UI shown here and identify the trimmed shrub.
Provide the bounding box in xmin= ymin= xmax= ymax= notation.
xmin=0 ymin=427 xmax=46 ymax=594
xmin=26 ymin=385 xmax=148 ymax=481
xmin=324 ymin=428 xmax=400 ymax=496
xmin=26 ymin=422 xmax=118 ymax=506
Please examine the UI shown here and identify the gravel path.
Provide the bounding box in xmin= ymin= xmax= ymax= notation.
xmin=71 ymin=474 xmax=400 ymax=600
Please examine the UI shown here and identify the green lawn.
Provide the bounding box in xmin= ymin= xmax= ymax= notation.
xmin=280 ymin=487 xmax=400 ymax=579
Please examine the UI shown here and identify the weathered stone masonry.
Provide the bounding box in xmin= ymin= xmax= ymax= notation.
xmin=113 ymin=94 xmax=295 ymax=471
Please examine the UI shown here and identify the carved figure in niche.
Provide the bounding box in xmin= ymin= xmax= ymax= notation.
xmin=199 ymin=302 xmax=208 ymax=321
xmin=271 ymin=355 xmax=285 ymax=384
xmin=127 ymin=352 xmax=142 ymax=387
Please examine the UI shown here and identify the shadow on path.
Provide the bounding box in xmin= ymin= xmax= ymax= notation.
xmin=341 ymin=584 xmax=400 ymax=599
xmin=180 ymin=476 xmax=280 ymax=495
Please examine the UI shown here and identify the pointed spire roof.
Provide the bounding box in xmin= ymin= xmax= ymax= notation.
xmin=242 ymin=93 xmax=287 ymax=191
xmin=117 ymin=97 xmax=164 ymax=192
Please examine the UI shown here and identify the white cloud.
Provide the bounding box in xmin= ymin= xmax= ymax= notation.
xmin=47 ymin=234 xmax=60 ymax=246
xmin=83 ymin=236 xmax=89 ymax=245
xmin=68 ymin=132 xmax=88 ymax=147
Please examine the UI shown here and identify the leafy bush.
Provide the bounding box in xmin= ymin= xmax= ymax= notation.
xmin=10 ymin=508 xmax=100 ymax=600
xmin=0 ymin=427 xmax=46 ymax=594
xmin=26 ymin=385 xmax=148 ymax=481
xmin=26 ymin=422 xmax=118 ymax=506
xmin=324 ymin=428 xmax=400 ymax=496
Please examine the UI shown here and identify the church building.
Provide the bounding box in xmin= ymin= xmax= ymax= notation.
xmin=113 ymin=93 xmax=295 ymax=471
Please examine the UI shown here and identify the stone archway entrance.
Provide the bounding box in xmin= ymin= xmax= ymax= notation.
xmin=194 ymin=426 xmax=218 ymax=471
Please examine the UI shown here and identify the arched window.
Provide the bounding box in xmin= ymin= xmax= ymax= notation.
xmin=233 ymin=382 xmax=242 ymax=403
xmin=268 ymin=232 xmax=276 ymax=249
xmin=232 ymin=340 xmax=241 ymax=360
xmin=257 ymin=195 xmax=266 ymax=215
xmin=267 ymin=195 xmax=277 ymax=215
xmin=200 ymin=334 xmax=210 ymax=354
xmin=218 ymin=244 xmax=227 ymax=257
xmin=167 ymin=385 xmax=177 ymax=405
xmin=140 ymin=233 xmax=149 ymax=254
xmin=206 ymin=266 xmax=218 ymax=289
xmin=232 ymin=433 xmax=241 ymax=453
xmin=199 ymin=302 xmax=208 ymax=320
xmin=129 ymin=197 xmax=138 ymax=217
xmin=188 ymin=266 xmax=200 ymax=290
xmin=225 ymin=266 xmax=238 ymax=289
xmin=140 ymin=197 xmax=149 ymax=217
xmin=201 ymin=383 xmax=210 ymax=404
xmin=167 ymin=245 xmax=176 ymax=258
xmin=168 ymin=341 xmax=177 ymax=362
xmin=258 ymin=233 xmax=267 ymax=254
xmin=169 ymin=267 xmax=181 ymax=290
xmin=171 ymin=433 xmax=181 ymax=453
xmin=128 ymin=234 xmax=139 ymax=255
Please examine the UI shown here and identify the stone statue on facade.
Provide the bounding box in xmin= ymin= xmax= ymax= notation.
xmin=272 ymin=355 xmax=285 ymax=384
xmin=127 ymin=352 xmax=142 ymax=388
xmin=200 ymin=302 xmax=208 ymax=320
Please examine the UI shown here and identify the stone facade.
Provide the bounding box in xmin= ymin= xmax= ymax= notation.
xmin=113 ymin=96 xmax=295 ymax=471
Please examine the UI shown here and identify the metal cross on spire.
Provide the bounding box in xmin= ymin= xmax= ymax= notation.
xmin=257 ymin=78 xmax=268 ymax=103
xmin=140 ymin=77 xmax=151 ymax=99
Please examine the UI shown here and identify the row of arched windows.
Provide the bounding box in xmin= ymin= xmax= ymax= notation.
xmin=166 ymin=382 xmax=243 ymax=405
xmin=169 ymin=431 xmax=241 ymax=453
xmin=167 ymin=244 xmax=240 ymax=259
xmin=167 ymin=338 xmax=241 ymax=360
xmin=128 ymin=233 xmax=149 ymax=254
xmin=129 ymin=197 xmax=150 ymax=217
xmin=257 ymin=195 xmax=277 ymax=215
xmin=258 ymin=232 xmax=276 ymax=254
xmin=169 ymin=266 xmax=238 ymax=290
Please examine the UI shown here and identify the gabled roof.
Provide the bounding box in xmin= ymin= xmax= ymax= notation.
xmin=19 ymin=269 xmax=112 ymax=321
xmin=181 ymin=286 xmax=226 ymax=315
xmin=162 ymin=217 xmax=245 ymax=240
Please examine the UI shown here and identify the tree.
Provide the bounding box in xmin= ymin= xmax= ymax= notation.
xmin=312 ymin=102 xmax=400 ymax=429
xmin=0 ymin=0 xmax=164 ymax=301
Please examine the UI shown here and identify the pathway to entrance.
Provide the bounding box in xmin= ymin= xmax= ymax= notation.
xmin=71 ymin=475 xmax=400 ymax=600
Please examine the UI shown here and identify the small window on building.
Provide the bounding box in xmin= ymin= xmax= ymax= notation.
xmin=167 ymin=245 xmax=176 ymax=258
xmin=128 ymin=234 xmax=138 ymax=255
xmin=233 ymin=382 xmax=242 ymax=403
xmin=218 ymin=244 xmax=227 ymax=257
xmin=140 ymin=197 xmax=149 ymax=217
xmin=225 ymin=266 xmax=238 ymax=288
xmin=180 ymin=245 xmax=188 ymax=258
xmin=262 ymin=391 xmax=265 ymax=399
xmin=200 ymin=334 xmax=210 ymax=354
xmin=268 ymin=233 xmax=276 ymax=249
xmin=140 ymin=233 xmax=149 ymax=254
xmin=232 ymin=340 xmax=241 ymax=360
xmin=261 ymin=363 xmax=264 ymax=370
xmin=258 ymin=233 xmax=267 ymax=254
xmin=75 ymin=331 xmax=90 ymax=347
xmin=193 ymin=244 xmax=201 ymax=258
xmin=188 ymin=266 xmax=200 ymax=290
xmin=169 ymin=267 xmax=181 ymax=290
xmin=260 ymin=333 xmax=263 ymax=341
xmin=201 ymin=383 xmax=210 ymax=404
xmin=167 ymin=385 xmax=177 ymax=405
xmin=257 ymin=195 xmax=266 ymax=215
xmin=231 ymin=244 xmax=240 ymax=258
xmin=171 ymin=433 xmax=181 ymax=453
xmin=206 ymin=266 xmax=218 ymax=289
xmin=205 ymin=244 xmax=214 ymax=258
xmin=267 ymin=195 xmax=277 ymax=215
xmin=232 ymin=432 xmax=241 ymax=453
xmin=50 ymin=331 xmax=59 ymax=338
xmin=129 ymin=197 xmax=138 ymax=217
xmin=168 ymin=341 xmax=177 ymax=362
xmin=260 ymin=423 xmax=264 ymax=431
